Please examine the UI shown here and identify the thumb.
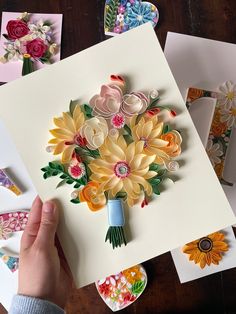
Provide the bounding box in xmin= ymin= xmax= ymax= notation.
xmin=36 ymin=201 xmax=59 ymax=248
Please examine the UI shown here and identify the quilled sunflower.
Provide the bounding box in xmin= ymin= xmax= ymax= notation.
xmin=183 ymin=232 xmax=228 ymax=269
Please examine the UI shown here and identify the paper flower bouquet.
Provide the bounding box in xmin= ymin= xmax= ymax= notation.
xmin=0 ymin=12 xmax=58 ymax=75
xmin=41 ymin=75 xmax=182 ymax=249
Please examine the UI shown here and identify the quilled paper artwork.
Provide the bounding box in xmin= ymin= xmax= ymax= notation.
xmin=42 ymin=74 xmax=182 ymax=249
xmin=182 ymin=231 xmax=229 ymax=269
xmin=104 ymin=0 xmax=159 ymax=36
xmin=0 ymin=12 xmax=58 ymax=76
xmin=0 ymin=251 xmax=19 ymax=273
xmin=0 ymin=211 xmax=29 ymax=240
xmin=186 ymin=82 xmax=236 ymax=186
xmin=96 ymin=264 xmax=147 ymax=311
xmin=0 ymin=169 xmax=22 ymax=196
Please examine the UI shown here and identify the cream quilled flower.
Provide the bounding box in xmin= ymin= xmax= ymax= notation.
xmin=80 ymin=116 xmax=108 ymax=150
xmin=89 ymin=135 xmax=157 ymax=207
xmin=49 ymin=105 xmax=85 ymax=163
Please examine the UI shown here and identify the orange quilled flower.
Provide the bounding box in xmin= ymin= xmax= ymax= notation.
xmin=183 ymin=232 xmax=228 ymax=269
xmin=79 ymin=181 xmax=106 ymax=211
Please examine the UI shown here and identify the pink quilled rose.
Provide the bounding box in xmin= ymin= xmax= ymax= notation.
xmin=89 ymin=84 xmax=123 ymax=118
xmin=26 ymin=38 xmax=47 ymax=58
xmin=6 ymin=19 xmax=29 ymax=40
xmin=121 ymin=92 xmax=149 ymax=117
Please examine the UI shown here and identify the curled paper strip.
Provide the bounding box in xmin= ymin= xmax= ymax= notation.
xmin=0 ymin=169 xmax=22 ymax=196
xmin=96 ymin=264 xmax=147 ymax=312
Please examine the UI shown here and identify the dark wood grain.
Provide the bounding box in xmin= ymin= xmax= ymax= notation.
xmin=1 ymin=0 xmax=236 ymax=313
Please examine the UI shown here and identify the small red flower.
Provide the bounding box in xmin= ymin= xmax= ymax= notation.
xmin=170 ymin=110 xmax=177 ymax=117
xmin=111 ymin=113 xmax=125 ymax=129
xmin=74 ymin=134 xmax=87 ymax=147
xmin=141 ymin=198 xmax=149 ymax=208
xmin=146 ymin=108 xmax=160 ymax=118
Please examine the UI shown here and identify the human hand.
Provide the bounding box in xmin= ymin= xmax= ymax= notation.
xmin=18 ymin=196 xmax=73 ymax=309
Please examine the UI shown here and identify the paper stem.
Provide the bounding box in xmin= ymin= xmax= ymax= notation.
xmin=22 ymin=54 xmax=34 ymax=76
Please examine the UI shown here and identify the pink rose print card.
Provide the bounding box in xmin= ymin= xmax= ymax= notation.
xmin=0 ymin=12 xmax=62 ymax=83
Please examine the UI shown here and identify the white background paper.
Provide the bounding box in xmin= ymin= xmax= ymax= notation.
xmin=0 ymin=24 xmax=235 ymax=289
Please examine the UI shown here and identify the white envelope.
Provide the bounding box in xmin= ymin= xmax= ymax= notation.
xmin=0 ymin=24 xmax=235 ymax=288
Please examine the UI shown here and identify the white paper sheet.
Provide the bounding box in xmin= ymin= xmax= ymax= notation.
xmin=171 ymin=227 xmax=236 ymax=283
xmin=0 ymin=24 xmax=235 ymax=289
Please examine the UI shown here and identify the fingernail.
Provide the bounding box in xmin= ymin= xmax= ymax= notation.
xmin=43 ymin=202 xmax=55 ymax=214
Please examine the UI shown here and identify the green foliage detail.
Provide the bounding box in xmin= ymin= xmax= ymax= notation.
xmin=131 ymin=280 xmax=145 ymax=295
xmin=41 ymin=162 xmax=86 ymax=190
xmin=105 ymin=0 xmax=119 ymax=30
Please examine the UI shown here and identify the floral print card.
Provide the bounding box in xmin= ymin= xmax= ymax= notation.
xmin=171 ymin=227 xmax=236 ymax=283
xmin=164 ymin=32 xmax=236 ymax=216
xmin=0 ymin=12 xmax=62 ymax=82
xmin=104 ymin=0 xmax=159 ymax=36
xmin=186 ymin=84 xmax=236 ymax=186
xmin=0 ymin=23 xmax=235 ymax=289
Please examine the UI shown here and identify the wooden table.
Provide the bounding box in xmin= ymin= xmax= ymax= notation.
xmin=1 ymin=0 xmax=236 ymax=313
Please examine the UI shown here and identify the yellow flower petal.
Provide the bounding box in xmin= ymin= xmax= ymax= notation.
xmin=61 ymin=145 xmax=75 ymax=163
xmin=62 ymin=112 xmax=76 ymax=133
xmin=53 ymin=141 xmax=66 ymax=155
xmin=50 ymin=128 xmax=74 ymax=140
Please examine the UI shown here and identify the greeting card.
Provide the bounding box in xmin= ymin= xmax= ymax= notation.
xmin=0 ymin=24 xmax=235 ymax=289
xmin=0 ymin=12 xmax=63 ymax=82
xmin=171 ymin=227 xmax=236 ymax=283
xmin=164 ymin=32 xmax=236 ymax=216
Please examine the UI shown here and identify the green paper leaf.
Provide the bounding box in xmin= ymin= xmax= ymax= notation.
xmin=56 ymin=180 xmax=67 ymax=189
xmin=105 ymin=0 xmax=119 ymax=30
xmin=131 ymin=280 xmax=145 ymax=295
xmin=43 ymin=173 xmax=49 ymax=180
xmin=83 ymin=104 xmax=93 ymax=118
xmin=74 ymin=183 xmax=81 ymax=189
xmin=71 ymin=199 xmax=80 ymax=204
xmin=163 ymin=124 xmax=171 ymax=134
xmin=149 ymin=163 xmax=161 ymax=172
xmin=66 ymin=179 xmax=74 ymax=184
xmin=69 ymin=100 xmax=78 ymax=116
xmin=153 ymin=185 xmax=161 ymax=195
xmin=43 ymin=20 xmax=51 ymax=26
xmin=60 ymin=174 xmax=68 ymax=179
xmin=116 ymin=192 xmax=127 ymax=199
xmin=149 ymin=178 xmax=161 ymax=186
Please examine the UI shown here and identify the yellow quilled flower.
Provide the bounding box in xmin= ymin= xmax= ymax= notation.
xmin=123 ymin=265 xmax=143 ymax=284
xmin=130 ymin=115 xmax=182 ymax=165
xmin=183 ymin=232 xmax=229 ymax=269
xmin=89 ymin=134 xmax=157 ymax=207
xmin=49 ymin=105 xmax=85 ymax=163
